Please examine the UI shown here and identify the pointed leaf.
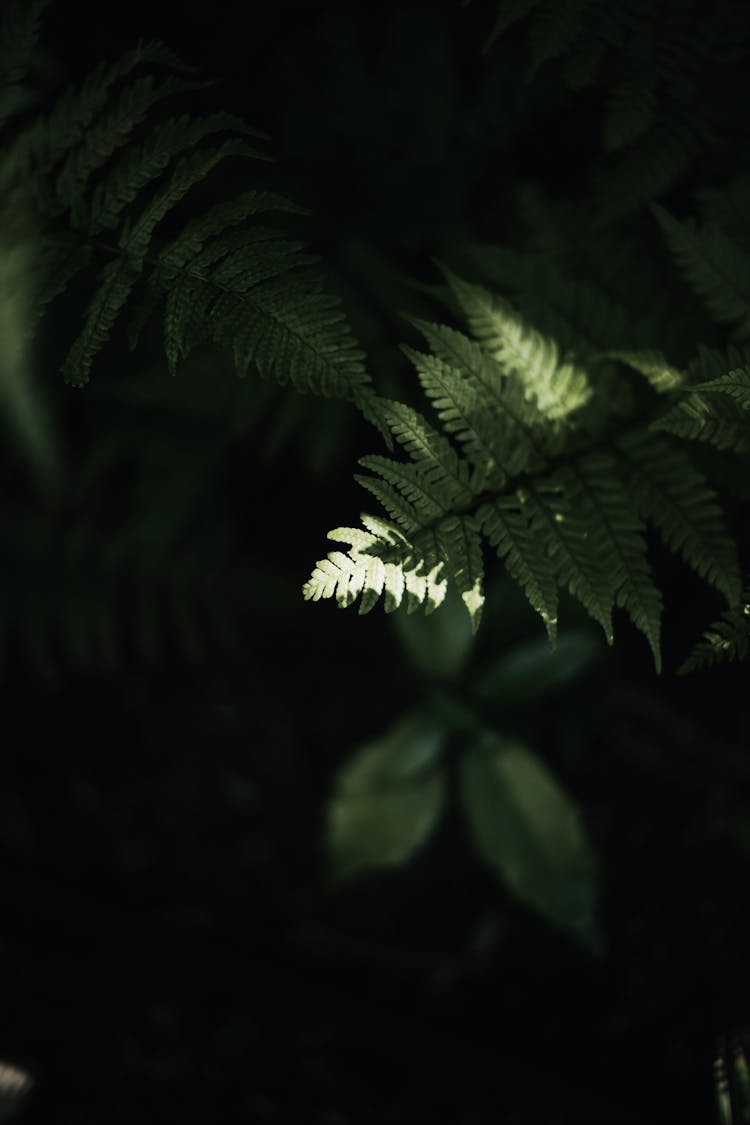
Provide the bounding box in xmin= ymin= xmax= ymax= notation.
xmin=327 ymin=712 xmax=446 ymax=879
xmin=461 ymin=732 xmax=600 ymax=950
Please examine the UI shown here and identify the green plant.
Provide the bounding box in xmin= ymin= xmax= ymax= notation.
xmin=5 ymin=0 xmax=750 ymax=679
xmin=3 ymin=2 xmax=750 ymax=1118
xmin=325 ymin=581 xmax=604 ymax=952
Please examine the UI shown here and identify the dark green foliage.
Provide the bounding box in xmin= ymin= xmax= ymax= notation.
xmin=1 ymin=11 xmax=376 ymax=413
xmin=679 ymin=584 xmax=750 ymax=674
xmin=3 ymin=0 xmax=750 ymax=683
xmin=306 ymin=257 xmax=745 ymax=672
xmin=4 ymin=3 xmax=750 ymax=1121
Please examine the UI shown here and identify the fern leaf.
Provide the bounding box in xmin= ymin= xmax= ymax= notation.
xmin=169 ymin=232 xmax=311 ymax=374
xmin=446 ymin=272 xmax=592 ymax=422
xmin=354 ymin=474 xmax=421 ymax=534
xmin=405 ymin=316 xmax=547 ymax=475
xmin=303 ymin=521 xmax=448 ymax=616
xmin=525 ymin=468 xmax=615 ymax=644
xmin=679 ymin=595 xmax=750 ymax=673
xmin=435 ymin=516 xmax=485 ymax=631
xmin=402 ymin=346 xmax=506 ymax=491
xmin=358 ymin=456 xmax=451 ymax=523
xmin=478 ymin=496 xmax=559 ymax=645
xmin=686 ymin=344 xmax=750 ymax=384
xmin=213 ymin=272 xmax=373 ymax=399
xmin=61 ymin=134 xmax=265 ymax=385
xmin=617 ymin=428 xmax=741 ymax=605
xmin=90 ymin=114 xmax=264 ymax=234
xmin=158 ymin=190 xmax=306 ymax=275
xmin=118 ymin=137 xmax=260 ymax=261
xmin=7 ymin=41 xmax=198 ymax=191
xmin=374 ymin=399 xmax=475 ymax=505
xmin=61 ymin=257 xmax=142 ymax=387
xmin=653 ymin=205 xmax=750 ymax=339
xmin=600 ymin=348 xmax=685 ymax=393
xmin=652 ymin=368 xmax=750 ymax=454
xmin=54 ymin=74 xmax=198 ymax=225
xmin=683 ymin=368 xmax=750 ymax=411
xmin=574 ymin=451 xmax=663 ymax=671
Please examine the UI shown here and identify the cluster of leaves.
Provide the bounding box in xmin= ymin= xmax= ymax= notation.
xmin=305 ymin=248 xmax=750 ymax=673
xmin=325 ymin=582 xmax=603 ymax=951
xmin=3 ymin=0 xmax=750 ymax=685
xmin=0 ymin=0 xmax=381 ymax=677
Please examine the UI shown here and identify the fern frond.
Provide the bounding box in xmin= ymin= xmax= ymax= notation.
xmin=477 ymin=495 xmax=559 ymax=645
xmin=652 ymin=368 xmax=750 ymax=454
xmin=599 ymin=349 xmax=685 ymax=393
xmin=308 ymin=256 xmax=744 ymax=670
xmin=445 ymin=271 xmax=593 ymax=423
xmin=653 ymin=205 xmax=750 ymax=340
xmin=456 ymin=243 xmax=636 ymax=357
xmin=679 ymin=592 xmax=750 ymax=673
xmin=404 ymin=317 xmax=548 ymax=475
xmin=401 ymin=346 xmax=505 ymax=491
xmin=303 ymin=519 xmax=448 ymax=617
xmin=6 ymin=41 xmax=198 ymax=193
xmin=686 ymin=344 xmax=750 ymax=384
xmin=357 ymin=456 xmax=451 ymax=524
xmin=573 ymin=450 xmax=662 ymax=670
xmin=524 ymin=469 xmax=615 ymax=644
xmin=616 ymin=428 xmax=741 ymax=605
xmin=353 ymin=474 xmax=421 ymax=534
xmin=434 ymin=515 xmax=485 ymax=631
xmin=5 ymin=40 xmax=377 ymax=410
xmin=374 ymin=399 xmax=476 ymax=506
xmin=54 ymin=76 xmax=199 ymax=225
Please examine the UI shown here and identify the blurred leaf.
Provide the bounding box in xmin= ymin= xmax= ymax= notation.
xmin=391 ymin=581 xmax=475 ymax=680
xmin=0 ymin=205 xmax=61 ymax=491
xmin=326 ymin=711 xmax=447 ymax=880
xmin=460 ymin=731 xmax=601 ymax=951
xmin=715 ymin=1034 xmax=750 ymax=1125
xmin=474 ymin=628 xmax=603 ymax=707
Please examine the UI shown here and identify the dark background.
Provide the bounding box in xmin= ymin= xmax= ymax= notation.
xmin=2 ymin=1 xmax=750 ymax=1121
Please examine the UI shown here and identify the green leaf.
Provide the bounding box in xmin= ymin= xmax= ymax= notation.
xmin=435 ymin=515 xmax=485 ymax=632
xmin=653 ymin=205 xmax=750 ymax=338
xmin=445 ymin=271 xmax=592 ymax=423
xmin=460 ymin=732 xmax=601 ymax=950
xmin=326 ymin=712 xmax=447 ymax=880
xmin=474 ymin=628 xmax=603 ymax=707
